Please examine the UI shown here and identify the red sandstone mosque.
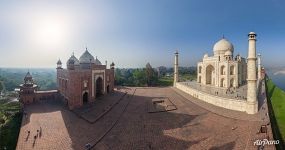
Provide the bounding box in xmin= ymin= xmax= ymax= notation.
xmin=19 ymin=48 xmax=115 ymax=109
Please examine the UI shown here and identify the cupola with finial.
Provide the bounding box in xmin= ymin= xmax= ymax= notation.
xmin=110 ymin=62 xmax=115 ymax=69
xmin=57 ymin=59 xmax=62 ymax=69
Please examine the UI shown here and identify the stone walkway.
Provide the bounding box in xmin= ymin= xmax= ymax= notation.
xmin=16 ymin=87 xmax=275 ymax=150
xmin=172 ymin=87 xmax=261 ymax=121
xmin=72 ymin=90 xmax=127 ymax=123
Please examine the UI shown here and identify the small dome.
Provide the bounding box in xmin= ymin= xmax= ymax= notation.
xmin=57 ymin=59 xmax=62 ymax=65
xmin=25 ymin=71 xmax=32 ymax=79
xmin=225 ymin=50 xmax=232 ymax=56
xmin=249 ymin=32 xmax=256 ymax=35
xmin=79 ymin=49 xmax=95 ymax=64
xmin=67 ymin=54 xmax=79 ymax=65
xmin=213 ymin=38 xmax=234 ymax=56
xmin=203 ymin=53 xmax=208 ymax=58
xmin=94 ymin=57 xmax=102 ymax=65
xmin=24 ymin=71 xmax=34 ymax=85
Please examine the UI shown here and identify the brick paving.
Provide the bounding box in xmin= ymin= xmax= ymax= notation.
xmin=16 ymin=86 xmax=275 ymax=150
xmin=72 ymin=90 xmax=127 ymax=123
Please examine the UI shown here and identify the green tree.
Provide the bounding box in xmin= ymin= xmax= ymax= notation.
xmin=0 ymin=81 xmax=3 ymax=92
xmin=145 ymin=63 xmax=158 ymax=86
xmin=146 ymin=63 xmax=152 ymax=86
xmin=115 ymin=69 xmax=125 ymax=85
xmin=158 ymin=66 xmax=167 ymax=76
xmin=132 ymin=69 xmax=146 ymax=86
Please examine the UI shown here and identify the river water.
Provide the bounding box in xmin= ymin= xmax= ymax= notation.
xmin=267 ymin=70 xmax=285 ymax=91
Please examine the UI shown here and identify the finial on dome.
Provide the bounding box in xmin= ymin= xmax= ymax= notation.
xmin=86 ymin=47 xmax=88 ymax=51
xmin=110 ymin=62 xmax=115 ymax=69
xmin=175 ymin=50 xmax=179 ymax=54
xmin=57 ymin=58 xmax=62 ymax=64
xmin=222 ymin=34 xmax=225 ymax=39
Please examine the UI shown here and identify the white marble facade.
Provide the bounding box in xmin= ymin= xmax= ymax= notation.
xmin=197 ymin=38 xmax=247 ymax=88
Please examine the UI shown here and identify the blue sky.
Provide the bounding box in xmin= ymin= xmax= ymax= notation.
xmin=0 ymin=0 xmax=285 ymax=68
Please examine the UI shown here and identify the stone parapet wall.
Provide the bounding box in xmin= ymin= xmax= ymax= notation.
xmin=20 ymin=90 xmax=59 ymax=104
xmin=175 ymin=82 xmax=247 ymax=112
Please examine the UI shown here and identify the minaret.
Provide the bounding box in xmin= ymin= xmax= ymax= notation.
xmin=110 ymin=62 xmax=115 ymax=91
xmin=246 ymin=32 xmax=258 ymax=114
xmin=173 ymin=50 xmax=179 ymax=87
xmin=56 ymin=59 xmax=62 ymax=69
xmin=110 ymin=62 xmax=115 ymax=70
xmin=56 ymin=59 xmax=62 ymax=89
xmin=110 ymin=62 xmax=115 ymax=77
xmin=257 ymin=54 xmax=261 ymax=80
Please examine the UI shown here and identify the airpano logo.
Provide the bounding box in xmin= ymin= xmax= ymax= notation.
xmin=254 ymin=139 xmax=279 ymax=146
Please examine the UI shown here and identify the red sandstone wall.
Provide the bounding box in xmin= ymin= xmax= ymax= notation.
xmin=56 ymin=66 xmax=115 ymax=110
xmin=68 ymin=70 xmax=93 ymax=109
xmin=20 ymin=90 xmax=58 ymax=105
xmin=105 ymin=69 xmax=115 ymax=93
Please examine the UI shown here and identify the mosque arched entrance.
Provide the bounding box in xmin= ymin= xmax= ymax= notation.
xmin=83 ymin=92 xmax=88 ymax=104
xmin=96 ymin=77 xmax=103 ymax=97
xmin=106 ymin=85 xmax=110 ymax=93
xmin=206 ymin=65 xmax=215 ymax=85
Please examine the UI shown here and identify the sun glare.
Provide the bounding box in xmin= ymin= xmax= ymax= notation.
xmin=33 ymin=17 xmax=68 ymax=47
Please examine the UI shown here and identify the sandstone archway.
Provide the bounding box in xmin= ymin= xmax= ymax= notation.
xmin=96 ymin=77 xmax=103 ymax=97
xmin=83 ymin=92 xmax=88 ymax=104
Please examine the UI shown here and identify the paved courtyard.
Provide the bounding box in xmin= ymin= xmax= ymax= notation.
xmin=16 ymin=87 xmax=275 ymax=150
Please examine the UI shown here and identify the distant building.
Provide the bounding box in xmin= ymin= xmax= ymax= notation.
xmin=56 ymin=48 xmax=115 ymax=109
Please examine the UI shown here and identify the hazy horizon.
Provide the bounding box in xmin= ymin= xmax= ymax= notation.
xmin=1 ymin=0 xmax=285 ymax=68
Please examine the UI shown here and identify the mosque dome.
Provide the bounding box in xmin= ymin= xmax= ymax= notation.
xmin=79 ymin=49 xmax=95 ymax=64
xmin=213 ymin=38 xmax=234 ymax=56
xmin=67 ymin=54 xmax=80 ymax=65
xmin=24 ymin=72 xmax=32 ymax=80
xmin=24 ymin=71 xmax=34 ymax=85
xmin=57 ymin=59 xmax=62 ymax=65
xmin=94 ymin=57 xmax=102 ymax=65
